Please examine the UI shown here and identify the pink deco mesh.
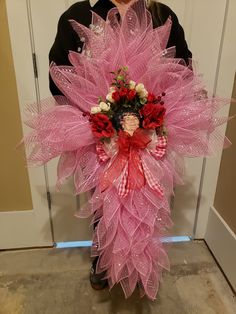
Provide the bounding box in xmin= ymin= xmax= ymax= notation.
xmin=23 ymin=0 xmax=231 ymax=301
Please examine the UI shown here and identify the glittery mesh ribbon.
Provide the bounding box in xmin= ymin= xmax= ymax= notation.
xmin=22 ymin=0 xmax=232 ymax=301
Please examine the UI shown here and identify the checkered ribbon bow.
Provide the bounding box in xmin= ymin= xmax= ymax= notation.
xmin=117 ymin=135 xmax=167 ymax=197
xmin=97 ymin=131 xmax=167 ymax=197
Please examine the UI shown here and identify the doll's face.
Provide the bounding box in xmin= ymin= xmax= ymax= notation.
xmin=121 ymin=113 xmax=140 ymax=136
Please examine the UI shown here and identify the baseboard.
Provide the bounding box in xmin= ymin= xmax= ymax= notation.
xmin=205 ymin=207 xmax=236 ymax=291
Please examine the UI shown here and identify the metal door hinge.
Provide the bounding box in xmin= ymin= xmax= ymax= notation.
xmin=32 ymin=52 xmax=38 ymax=78
xmin=47 ymin=191 xmax=52 ymax=210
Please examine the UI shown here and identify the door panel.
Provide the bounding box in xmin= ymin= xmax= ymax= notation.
xmin=162 ymin=0 xmax=227 ymax=236
xmin=29 ymin=0 xmax=92 ymax=242
xmin=1 ymin=0 xmax=52 ymax=249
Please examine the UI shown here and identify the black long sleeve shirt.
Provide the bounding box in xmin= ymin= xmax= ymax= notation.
xmin=49 ymin=0 xmax=192 ymax=96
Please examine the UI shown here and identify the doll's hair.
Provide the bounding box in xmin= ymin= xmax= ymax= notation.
xmin=112 ymin=109 xmax=141 ymax=131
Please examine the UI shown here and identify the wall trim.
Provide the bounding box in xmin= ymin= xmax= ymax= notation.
xmin=205 ymin=206 xmax=236 ymax=291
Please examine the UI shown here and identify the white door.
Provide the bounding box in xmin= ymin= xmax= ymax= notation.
xmin=4 ymin=0 xmax=91 ymax=250
xmin=28 ymin=0 xmax=92 ymax=243
xmin=202 ymin=0 xmax=236 ymax=291
xmin=5 ymin=0 xmax=232 ymax=248
xmin=0 ymin=0 xmax=52 ymax=250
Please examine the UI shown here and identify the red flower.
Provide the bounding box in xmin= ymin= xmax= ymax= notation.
xmin=119 ymin=87 xmax=129 ymax=98
xmin=127 ymin=89 xmax=137 ymax=101
xmin=112 ymin=91 xmax=120 ymax=102
xmin=147 ymin=93 xmax=156 ymax=103
xmin=140 ymin=103 xmax=166 ymax=129
xmin=90 ymin=113 xmax=115 ymax=138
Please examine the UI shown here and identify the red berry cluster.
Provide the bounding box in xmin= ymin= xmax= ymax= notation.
xmin=147 ymin=92 xmax=166 ymax=105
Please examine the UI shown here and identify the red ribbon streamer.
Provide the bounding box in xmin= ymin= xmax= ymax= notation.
xmin=101 ymin=129 xmax=151 ymax=192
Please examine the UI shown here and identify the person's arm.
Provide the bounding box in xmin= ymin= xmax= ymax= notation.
xmin=150 ymin=2 xmax=192 ymax=65
xmin=49 ymin=1 xmax=92 ymax=96
xmin=167 ymin=9 xmax=192 ymax=64
xmin=49 ymin=12 xmax=83 ymax=96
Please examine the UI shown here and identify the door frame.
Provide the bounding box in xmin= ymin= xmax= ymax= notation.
xmin=200 ymin=0 xmax=236 ymax=291
xmin=194 ymin=0 xmax=236 ymax=238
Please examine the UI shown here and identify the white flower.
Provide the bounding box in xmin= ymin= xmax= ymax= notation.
xmin=99 ymin=102 xmax=110 ymax=111
xmin=135 ymin=83 xmax=145 ymax=93
xmin=91 ymin=106 xmax=101 ymax=114
xmin=139 ymin=89 xmax=148 ymax=98
xmin=106 ymin=93 xmax=115 ymax=103
xmin=109 ymin=86 xmax=116 ymax=93
xmin=129 ymin=80 xmax=136 ymax=90
xmin=135 ymin=83 xmax=148 ymax=98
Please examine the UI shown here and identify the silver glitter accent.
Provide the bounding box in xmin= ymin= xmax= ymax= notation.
xmin=89 ymin=23 xmax=104 ymax=35
xmin=86 ymin=50 xmax=92 ymax=58
xmin=162 ymin=49 xmax=168 ymax=56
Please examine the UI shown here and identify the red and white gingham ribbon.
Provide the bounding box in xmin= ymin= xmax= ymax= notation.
xmin=152 ymin=135 xmax=167 ymax=159
xmin=96 ymin=142 xmax=110 ymax=162
xmin=97 ymin=135 xmax=167 ymax=197
xmin=117 ymin=160 xmax=164 ymax=197
xmin=117 ymin=164 xmax=129 ymax=197
xmin=142 ymin=160 xmax=164 ymax=197
xmin=117 ymin=158 xmax=164 ymax=198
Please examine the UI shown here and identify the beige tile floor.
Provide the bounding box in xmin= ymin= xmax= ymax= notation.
xmin=0 ymin=241 xmax=235 ymax=314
